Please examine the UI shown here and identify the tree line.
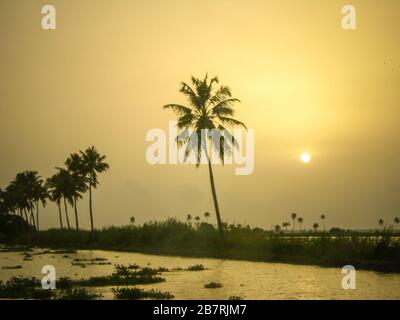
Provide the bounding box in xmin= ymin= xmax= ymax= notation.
xmin=0 ymin=146 xmax=109 ymax=233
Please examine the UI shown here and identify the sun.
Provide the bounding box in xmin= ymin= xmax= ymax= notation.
xmin=300 ymin=152 xmax=312 ymax=163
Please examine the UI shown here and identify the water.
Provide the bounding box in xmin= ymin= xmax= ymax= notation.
xmin=1 ymin=247 xmax=400 ymax=299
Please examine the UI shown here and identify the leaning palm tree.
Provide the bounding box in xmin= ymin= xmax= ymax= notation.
xmin=164 ymin=75 xmax=246 ymax=245
xmin=65 ymin=153 xmax=88 ymax=230
xmin=320 ymin=214 xmax=326 ymax=231
xmin=46 ymin=174 xmax=64 ymax=229
xmin=291 ymin=213 xmax=297 ymax=231
xmin=32 ymin=178 xmax=47 ymax=231
xmin=80 ymin=147 xmax=109 ymax=232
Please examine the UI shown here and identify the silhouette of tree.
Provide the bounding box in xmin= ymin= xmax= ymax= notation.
xmin=80 ymin=146 xmax=110 ymax=232
xmin=195 ymin=216 xmax=201 ymax=227
xmin=46 ymin=174 xmax=64 ymax=229
xmin=186 ymin=214 xmax=192 ymax=225
xmin=320 ymin=214 xmax=326 ymax=231
xmin=130 ymin=216 xmax=135 ymax=225
xmin=274 ymin=225 xmax=281 ymax=233
xmin=291 ymin=213 xmax=297 ymax=231
xmin=378 ymin=219 xmax=384 ymax=232
xmin=204 ymin=211 xmax=210 ymax=223
xmin=164 ymin=75 xmax=246 ymax=246
xmin=297 ymin=217 xmax=303 ymax=232
xmin=394 ymin=217 xmax=399 ymax=232
xmin=313 ymin=222 xmax=319 ymax=233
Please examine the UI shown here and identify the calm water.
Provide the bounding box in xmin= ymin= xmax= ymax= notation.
xmin=1 ymin=247 xmax=400 ymax=300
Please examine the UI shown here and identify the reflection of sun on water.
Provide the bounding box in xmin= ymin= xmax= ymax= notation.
xmin=300 ymin=152 xmax=312 ymax=163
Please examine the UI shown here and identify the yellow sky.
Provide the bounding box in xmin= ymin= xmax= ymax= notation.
xmin=0 ymin=0 xmax=399 ymax=229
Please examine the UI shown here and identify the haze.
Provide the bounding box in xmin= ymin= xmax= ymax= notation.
xmin=0 ymin=0 xmax=399 ymax=230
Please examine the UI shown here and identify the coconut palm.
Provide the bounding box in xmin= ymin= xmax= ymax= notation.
xmin=274 ymin=225 xmax=281 ymax=233
xmin=130 ymin=216 xmax=135 ymax=225
xmin=320 ymin=214 xmax=326 ymax=231
xmin=195 ymin=216 xmax=201 ymax=227
xmin=32 ymin=177 xmax=47 ymax=231
xmin=80 ymin=146 xmax=110 ymax=232
xmin=186 ymin=214 xmax=192 ymax=225
xmin=163 ymin=75 xmax=246 ymax=245
xmin=291 ymin=213 xmax=297 ymax=231
xmin=313 ymin=222 xmax=319 ymax=233
xmin=46 ymin=174 xmax=64 ymax=229
xmin=65 ymin=153 xmax=88 ymax=230
xmin=204 ymin=211 xmax=210 ymax=223
xmin=297 ymin=217 xmax=303 ymax=232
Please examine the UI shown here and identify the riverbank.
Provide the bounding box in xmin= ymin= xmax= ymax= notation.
xmin=3 ymin=218 xmax=400 ymax=273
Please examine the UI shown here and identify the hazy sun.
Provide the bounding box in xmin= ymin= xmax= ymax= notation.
xmin=300 ymin=152 xmax=312 ymax=163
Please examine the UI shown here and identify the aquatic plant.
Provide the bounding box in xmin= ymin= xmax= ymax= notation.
xmin=204 ymin=282 xmax=223 ymax=289
xmin=113 ymin=287 xmax=174 ymax=300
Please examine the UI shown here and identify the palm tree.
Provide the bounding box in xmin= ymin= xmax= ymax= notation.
xmin=130 ymin=216 xmax=135 ymax=225
xmin=378 ymin=219 xmax=384 ymax=232
xmin=320 ymin=214 xmax=326 ymax=231
xmin=394 ymin=217 xmax=399 ymax=232
xmin=164 ymin=75 xmax=246 ymax=246
xmin=195 ymin=216 xmax=201 ymax=227
xmin=313 ymin=222 xmax=319 ymax=233
xmin=204 ymin=211 xmax=210 ymax=223
xmin=80 ymin=146 xmax=110 ymax=232
xmin=274 ymin=225 xmax=281 ymax=233
xmin=297 ymin=217 xmax=303 ymax=232
xmin=65 ymin=153 xmax=88 ymax=230
xmin=46 ymin=174 xmax=64 ymax=229
xmin=291 ymin=213 xmax=297 ymax=231
xmin=32 ymin=177 xmax=47 ymax=231
xmin=186 ymin=214 xmax=192 ymax=225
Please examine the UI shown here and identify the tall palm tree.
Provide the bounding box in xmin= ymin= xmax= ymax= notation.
xmin=164 ymin=75 xmax=246 ymax=245
xmin=313 ymin=222 xmax=319 ymax=233
xmin=291 ymin=213 xmax=297 ymax=231
xmin=65 ymin=153 xmax=88 ymax=230
xmin=195 ymin=216 xmax=201 ymax=227
xmin=32 ymin=178 xmax=47 ymax=231
xmin=46 ymin=174 xmax=64 ymax=229
xmin=297 ymin=217 xmax=303 ymax=232
xmin=274 ymin=225 xmax=281 ymax=233
xmin=80 ymin=146 xmax=109 ymax=232
xmin=320 ymin=214 xmax=326 ymax=231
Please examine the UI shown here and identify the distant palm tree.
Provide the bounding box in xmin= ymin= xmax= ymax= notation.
xmin=195 ymin=216 xmax=201 ymax=227
xmin=378 ymin=219 xmax=384 ymax=231
xmin=297 ymin=217 xmax=303 ymax=232
xmin=164 ymin=75 xmax=246 ymax=246
xmin=291 ymin=213 xmax=297 ymax=231
xmin=204 ymin=211 xmax=211 ymax=223
xmin=130 ymin=216 xmax=135 ymax=225
xmin=394 ymin=217 xmax=399 ymax=232
xmin=320 ymin=214 xmax=326 ymax=231
xmin=313 ymin=223 xmax=319 ymax=233
xmin=282 ymin=222 xmax=290 ymax=231
xmin=274 ymin=225 xmax=281 ymax=233
xmin=186 ymin=214 xmax=192 ymax=225
xmin=80 ymin=146 xmax=110 ymax=232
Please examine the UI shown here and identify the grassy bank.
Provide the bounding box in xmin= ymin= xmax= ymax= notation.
xmin=4 ymin=218 xmax=400 ymax=273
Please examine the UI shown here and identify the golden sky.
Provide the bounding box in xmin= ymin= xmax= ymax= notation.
xmin=0 ymin=0 xmax=399 ymax=229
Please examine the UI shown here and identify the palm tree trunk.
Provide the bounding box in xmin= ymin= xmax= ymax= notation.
xmin=23 ymin=208 xmax=29 ymax=224
xmin=89 ymin=183 xmax=94 ymax=232
xmin=207 ymin=158 xmax=225 ymax=247
xmin=63 ymin=197 xmax=70 ymax=229
xmin=30 ymin=207 xmax=36 ymax=230
xmin=74 ymin=197 xmax=79 ymax=231
xmin=36 ymin=200 xmax=40 ymax=231
xmin=57 ymin=202 xmax=64 ymax=230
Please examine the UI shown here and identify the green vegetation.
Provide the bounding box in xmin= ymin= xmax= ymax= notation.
xmin=204 ymin=282 xmax=223 ymax=289
xmin=2 ymin=265 xmax=22 ymax=270
xmin=113 ymin=287 xmax=174 ymax=300
xmin=0 ymin=276 xmax=54 ymax=299
xmin=57 ymin=288 xmax=102 ymax=300
xmin=187 ymin=264 xmax=206 ymax=271
xmin=6 ymin=218 xmax=400 ymax=273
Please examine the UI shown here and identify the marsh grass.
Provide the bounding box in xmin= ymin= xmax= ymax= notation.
xmin=2 ymin=265 xmax=22 ymax=270
xmin=0 ymin=276 xmax=54 ymax=299
xmin=187 ymin=264 xmax=206 ymax=271
xmin=6 ymin=218 xmax=400 ymax=272
xmin=204 ymin=282 xmax=223 ymax=289
xmin=57 ymin=288 xmax=102 ymax=300
xmin=113 ymin=287 xmax=174 ymax=300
